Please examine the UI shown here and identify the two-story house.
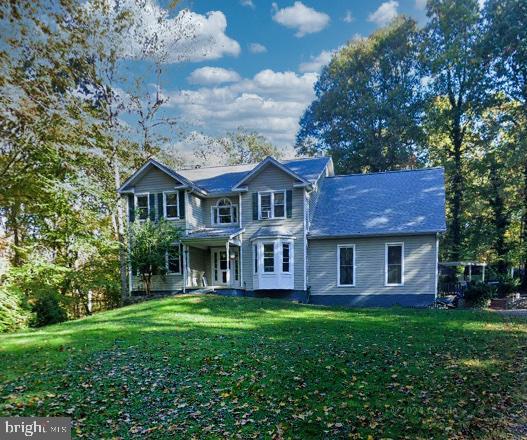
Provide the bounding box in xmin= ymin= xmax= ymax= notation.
xmin=118 ymin=156 xmax=446 ymax=307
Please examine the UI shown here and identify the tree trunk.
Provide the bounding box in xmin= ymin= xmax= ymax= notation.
xmin=521 ymin=157 xmax=527 ymax=290
xmin=112 ymin=154 xmax=129 ymax=301
xmin=9 ymin=202 xmax=22 ymax=267
xmin=142 ymin=273 xmax=152 ymax=296
xmin=489 ymin=159 xmax=509 ymax=275
xmin=449 ymin=108 xmax=463 ymax=261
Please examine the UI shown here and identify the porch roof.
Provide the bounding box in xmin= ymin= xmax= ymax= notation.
xmin=183 ymin=227 xmax=244 ymax=241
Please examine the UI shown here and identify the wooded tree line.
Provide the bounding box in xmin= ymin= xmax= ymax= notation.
xmin=297 ymin=0 xmax=527 ymax=286
xmin=0 ymin=1 xmax=281 ymax=330
xmin=0 ymin=0 xmax=525 ymax=330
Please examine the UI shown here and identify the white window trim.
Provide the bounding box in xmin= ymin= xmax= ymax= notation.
xmin=258 ymin=191 xmax=286 ymax=220
xmin=282 ymin=241 xmax=292 ymax=273
xmin=210 ymin=198 xmax=238 ymax=225
xmin=262 ymin=240 xmax=276 ymax=273
xmin=166 ymin=243 xmax=182 ymax=274
xmin=253 ymin=244 xmax=258 ymax=274
xmin=253 ymin=239 xmax=294 ymax=274
xmin=135 ymin=193 xmax=150 ymax=221
xmin=337 ymin=244 xmax=356 ymax=287
xmin=385 ymin=242 xmax=404 ymax=286
xmin=163 ymin=191 xmax=180 ymax=220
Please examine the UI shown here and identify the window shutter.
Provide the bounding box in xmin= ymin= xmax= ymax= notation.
xmin=286 ymin=190 xmax=293 ymax=218
xmin=252 ymin=193 xmax=258 ymax=220
xmin=128 ymin=194 xmax=135 ymax=223
xmin=149 ymin=193 xmax=156 ymax=221
xmin=179 ymin=190 xmax=186 ymax=219
xmin=157 ymin=193 xmax=164 ymax=219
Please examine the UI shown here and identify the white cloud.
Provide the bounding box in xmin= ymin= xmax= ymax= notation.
xmin=240 ymin=0 xmax=255 ymax=8
xmin=249 ymin=42 xmax=267 ymax=53
xmin=170 ymin=10 xmax=241 ymax=62
xmin=272 ymin=1 xmax=330 ymax=37
xmin=415 ymin=0 xmax=426 ymax=10
xmin=187 ymin=67 xmax=241 ymax=85
xmin=167 ymin=69 xmax=317 ymax=145
xmin=85 ymin=0 xmax=240 ymax=63
xmin=343 ymin=10 xmax=354 ymax=23
xmin=298 ymin=50 xmax=333 ymax=73
xmin=368 ymin=1 xmax=399 ymax=27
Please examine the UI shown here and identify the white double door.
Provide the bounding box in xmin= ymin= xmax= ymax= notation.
xmin=211 ymin=248 xmax=240 ymax=287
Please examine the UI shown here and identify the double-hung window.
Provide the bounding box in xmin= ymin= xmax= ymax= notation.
xmin=337 ymin=245 xmax=355 ymax=287
xmin=212 ymin=198 xmax=238 ymax=224
xmin=259 ymin=191 xmax=286 ymax=219
xmin=136 ymin=194 xmax=149 ymax=221
xmin=253 ymin=244 xmax=258 ymax=273
xmin=274 ymin=192 xmax=285 ymax=218
xmin=385 ymin=243 xmax=404 ymax=286
xmin=263 ymin=243 xmax=275 ymax=272
xmin=167 ymin=244 xmax=182 ymax=274
xmin=164 ymin=192 xmax=179 ymax=219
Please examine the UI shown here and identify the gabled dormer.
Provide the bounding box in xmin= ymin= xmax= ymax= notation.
xmin=231 ymin=156 xmax=312 ymax=193
xmin=118 ymin=159 xmax=202 ymax=224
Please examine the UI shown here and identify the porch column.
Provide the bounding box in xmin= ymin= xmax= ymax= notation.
xmin=225 ymin=241 xmax=230 ymax=286
xmin=182 ymin=244 xmax=188 ymax=293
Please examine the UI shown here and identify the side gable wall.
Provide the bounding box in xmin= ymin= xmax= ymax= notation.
xmin=128 ymin=166 xmax=186 ymax=293
xmin=308 ymin=234 xmax=437 ymax=303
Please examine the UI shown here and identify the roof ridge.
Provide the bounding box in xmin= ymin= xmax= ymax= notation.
xmin=282 ymin=156 xmax=329 ymax=162
xmin=178 ymin=163 xmax=256 ymax=171
xmin=328 ymin=167 xmax=444 ymax=178
xmin=178 ymin=156 xmax=329 ymax=172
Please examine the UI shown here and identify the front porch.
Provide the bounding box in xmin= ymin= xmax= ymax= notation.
xmin=182 ymin=227 xmax=244 ymax=290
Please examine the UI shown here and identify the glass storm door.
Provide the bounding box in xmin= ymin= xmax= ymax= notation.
xmin=212 ymin=249 xmax=229 ymax=285
xmin=212 ymin=248 xmax=239 ymax=286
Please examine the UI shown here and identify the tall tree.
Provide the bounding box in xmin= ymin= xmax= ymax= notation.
xmin=421 ymin=0 xmax=488 ymax=260
xmin=194 ymin=129 xmax=282 ymax=166
xmin=77 ymin=0 xmax=191 ymax=299
xmin=296 ymin=17 xmax=424 ymax=173
xmin=484 ymin=0 xmax=527 ymax=286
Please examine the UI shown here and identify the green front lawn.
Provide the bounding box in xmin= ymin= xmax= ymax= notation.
xmin=1 ymin=295 xmax=526 ymax=439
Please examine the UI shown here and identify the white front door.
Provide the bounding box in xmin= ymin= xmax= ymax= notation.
xmin=211 ymin=248 xmax=240 ymax=286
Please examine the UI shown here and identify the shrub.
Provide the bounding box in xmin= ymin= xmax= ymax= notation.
xmin=129 ymin=219 xmax=183 ymax=295
xmin=495 ymin=275 xmax=520 ymax=298
xmin=463 ymin=281 xmax=495 ymax=308
xmin=31 ymin=291 xmax=68 ymax=327
xmin=0 ymin=287 xmax=31 ymax=332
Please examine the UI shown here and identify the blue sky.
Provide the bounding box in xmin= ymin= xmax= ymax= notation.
xmin=124 ymin=1 xmax=429 ymax=158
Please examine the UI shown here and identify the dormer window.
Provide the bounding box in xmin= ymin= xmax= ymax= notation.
xmin=258 ymin=191 xmax=286 ymax=219
xmin=212 ymin=198 xmax=238 ymax=225
xmin=135 ymin=194 xmax=149 ymax=220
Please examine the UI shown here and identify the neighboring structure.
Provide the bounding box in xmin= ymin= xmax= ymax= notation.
xmin=118 ymin=156 xmax=446 ymax=307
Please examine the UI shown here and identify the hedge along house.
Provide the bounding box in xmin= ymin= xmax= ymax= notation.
xmin=118 ymin=156 xmax=446 ymax=307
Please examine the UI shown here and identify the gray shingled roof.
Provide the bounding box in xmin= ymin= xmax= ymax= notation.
xmin=178 ymin=157 xmax=330 ymax=194
xmin=309 ymin=168 xmax=446 ymax=238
